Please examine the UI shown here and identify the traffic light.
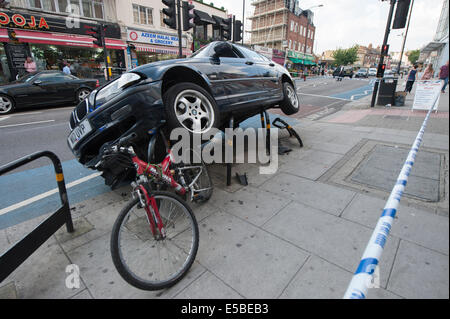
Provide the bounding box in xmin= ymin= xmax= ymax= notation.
xmin=393 ymin=0 xmax=411 ymax=29
xmin=89 ymin=25 xmax=105 ymax=47
xmin=162 ymin=0 xmax=177 ymax=30
xmin=222 ymin=17 xmax=232 ymax=41
xmin=182 ymin=1 xmax=195 ymax=31
xmin=377 ymin=64 xmax=386 ymax=78
xmin=233 ymin=19 xmax=243 ymax=43
xmin=381 ymin=44 xmax=389 ymax=56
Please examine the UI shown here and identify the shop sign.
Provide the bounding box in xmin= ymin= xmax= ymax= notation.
xmin=127 ymin=29 xmax=186 ymax=47
xmin=0 ymin=9 xmax=121 ymax=39
xmin=288 ymin=50 xmax=314 ymax=62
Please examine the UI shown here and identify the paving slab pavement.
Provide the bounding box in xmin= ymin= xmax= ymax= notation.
xmin=0 ymin=88 xmax=448 ymax=299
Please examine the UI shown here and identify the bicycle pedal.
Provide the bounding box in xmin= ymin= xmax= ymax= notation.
xmin=192 ymin=194 xmax=206 ymax=202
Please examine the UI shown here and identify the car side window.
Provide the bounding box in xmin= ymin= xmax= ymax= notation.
xmin=213 ymin=43 xmax=241 ymax=58
xmin=236 ymin=46 xmax=265 ymax=62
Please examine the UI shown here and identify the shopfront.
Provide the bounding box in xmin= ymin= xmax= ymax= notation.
xmin=126 ymin=28 xmax=191 ymax=69
xmin=287 ymin=50 xmax=317 ymax=69
xmin=0 ymin=9 xmax=126 ymax=82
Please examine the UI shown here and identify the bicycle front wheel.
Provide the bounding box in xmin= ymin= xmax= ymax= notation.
xmin=111 ymin=191 xmax=199 ymax=291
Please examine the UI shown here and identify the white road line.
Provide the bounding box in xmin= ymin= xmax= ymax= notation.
xmin=0 ymin=120 xmax=55 ymax=129
xmin=0 ymin=111 xmax=43 ymax=118
xmin=0 ymin=116 xmax=10 ymax=122
xmin=297 ymin=93 xmax=351 ymax=101
xmin=0 ymin=172 xmax=102 ymax=217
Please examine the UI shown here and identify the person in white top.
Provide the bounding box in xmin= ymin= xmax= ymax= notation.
xmin=63 ymin=62 xmax=71 ymax=75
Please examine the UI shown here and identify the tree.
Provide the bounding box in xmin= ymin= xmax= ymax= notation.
xmin=407 ymin=49 xmax=420 ymax=65
xmin=332 ymin=45 xmax=359 ymax=66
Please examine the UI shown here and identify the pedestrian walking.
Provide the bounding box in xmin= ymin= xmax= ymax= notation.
xmin=405 ymin=65 xmax=418 ymax=93
xmin=63 ymin=62 xmax=71 ymax=75
xmin=439 ymin=60 xmax=449 ymax=93
xmin=337 ymin=66 xmax=344 ymax=82
xmin=421 ymin=64 xmax=434 ymax=80
xmin=24 ymin=57 xmax=37 ymax=73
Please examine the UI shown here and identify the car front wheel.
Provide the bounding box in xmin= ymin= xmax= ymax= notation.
xmin=279 ymin=82 xmax=300 ymax=115
xmin=77 ymin=88 xmax=91 ymax=103
xmin=0 ymin=94 xmax=15 ymax=115
xmin=163 ymin=82 xmax=220 ymax=136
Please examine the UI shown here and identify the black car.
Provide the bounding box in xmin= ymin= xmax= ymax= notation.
xmin=68 ymin=41 xmax=299 ymax=186
xmin=333 ymin=66 xmax=354 ymax=78
xmin=0 ymin=71 xmax=99 ymax=115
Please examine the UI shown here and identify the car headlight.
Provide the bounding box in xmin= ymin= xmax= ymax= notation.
xmin=95 ymin=73 xmax=142 ymax=108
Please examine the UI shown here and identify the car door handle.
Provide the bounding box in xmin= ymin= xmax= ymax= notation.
xmin=269 ymin=63 xmax=275 ymax=67
xmin=245 ymin=61 xmax=254 ymax=65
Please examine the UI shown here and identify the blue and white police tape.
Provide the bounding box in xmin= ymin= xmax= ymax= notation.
xmin=343 ymin=96 xmax=438 ymax=299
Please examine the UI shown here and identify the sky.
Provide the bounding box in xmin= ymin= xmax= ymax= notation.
xmin=213 ymin=0 xmax=444 ymax=54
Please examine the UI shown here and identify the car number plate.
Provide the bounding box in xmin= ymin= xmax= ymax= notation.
xmin=68 ymin=119 xmax=92 ymax=149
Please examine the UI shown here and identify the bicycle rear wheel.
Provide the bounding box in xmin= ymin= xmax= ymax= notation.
xmin=111 ymin=191 xmax=199 ymax=291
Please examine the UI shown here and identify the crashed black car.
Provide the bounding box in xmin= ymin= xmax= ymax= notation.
xmin=68 ymin=41 xmax=300 ymax=186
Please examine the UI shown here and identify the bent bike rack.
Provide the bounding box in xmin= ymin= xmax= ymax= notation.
xmin=0 ymin=151 xmax=74 ymax=283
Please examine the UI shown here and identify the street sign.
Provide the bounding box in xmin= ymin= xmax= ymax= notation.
xmin=412 ymin=80 xmax=442 ymax=112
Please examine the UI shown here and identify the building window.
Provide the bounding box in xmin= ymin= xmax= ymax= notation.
xmin=293 ymin=41 xmax=296 ymax=51
xmin=300 ymin=25 xmax=303 ymax=35
xmin=133 ymin=4 xmax=153 ymax=25
xmin=310 ymin=31 xmax=314 ymax=40
xmin=29 ymin=0 xmax=104 ymax=19
xmin=289 ymin=39 xmax=292 ymax=49
xmin=290 ymin=21 xmax=294 ymax=31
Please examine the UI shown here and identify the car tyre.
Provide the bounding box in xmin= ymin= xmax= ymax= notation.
xmin=279 ymin=82 xmax=300 ymax=115
xmin=163 ymin=82 xmax=220 ymax=136
xmin=0 ymin=94 xmax=15 ymax=115
xmin=76 ymin=88 xmax=92 ymax=103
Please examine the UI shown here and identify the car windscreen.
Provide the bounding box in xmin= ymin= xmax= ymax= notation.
xmin=190 ymin=45 xmax=210 ymax=58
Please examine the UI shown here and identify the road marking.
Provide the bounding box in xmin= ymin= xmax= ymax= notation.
xmin=0 ymin=172 xmax=102 ymax=217
xmin=297 ymin=93 xmax=351 ymax=101
xmin=0 ymin=111 xmax=43 ymax=118
xmin=0 ymin=116 xmax=10 ymax=122
xmin=0 ymin=120 xmax=55 ymax=129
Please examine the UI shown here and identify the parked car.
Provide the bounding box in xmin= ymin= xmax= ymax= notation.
xmin=0 ymin=71 xmax=99 ymax=115
xmin=67 ymin=41 xmax=300 ymax=187
xmin=355 ymin=68 xmax=369 ymax=78
xmin=333 ymin=66 xmax=354 ymax=78
xmin=368 ymin=68 xmax=377 ymax=77
xmin=384 ymin=70 xmax=394 ymax=79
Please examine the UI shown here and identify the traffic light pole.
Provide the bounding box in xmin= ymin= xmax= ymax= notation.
xmin=397 ymin=0 xmax=414 ymax=75
xmin=371 ymin=0 xmax=396 ymax=108
xmin=177 ymin=0 xmax=183 ymax=58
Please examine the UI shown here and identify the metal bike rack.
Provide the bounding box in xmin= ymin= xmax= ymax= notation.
xmin=0 ymin=151 xmax=74 ymax=283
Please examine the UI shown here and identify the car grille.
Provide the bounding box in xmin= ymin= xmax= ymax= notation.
xmin=70 ymin=101 xmax=89 ymax=130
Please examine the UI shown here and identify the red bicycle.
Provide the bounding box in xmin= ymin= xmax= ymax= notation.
xmin=103 ymin=133 xmax=212 ymax=291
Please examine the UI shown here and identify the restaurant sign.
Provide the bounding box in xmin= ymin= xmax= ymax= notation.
xmin=0 ymin=9 xmax=121 ymax=38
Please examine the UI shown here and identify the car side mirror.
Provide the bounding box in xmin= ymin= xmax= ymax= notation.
xmin=33 ymin=80 xmax=42 ymax=86
xmin=213 ymin=42 xmax=233 ymax=58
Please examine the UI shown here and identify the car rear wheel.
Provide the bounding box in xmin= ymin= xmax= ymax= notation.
xmin=279 ymin=82 xmax=300 ymax=115
xmin=163 ymin=82 xmax=220 ymax=136
xmin=0 ymin=95 xmax=14 ymax=115
xmin=77 ymin=88 xmax=91 ymax=103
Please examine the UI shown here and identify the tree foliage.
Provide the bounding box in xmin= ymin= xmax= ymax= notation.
xmin=407 ymin=50 xmax=420 ymax=65
xmin=332 ymin=45 xmax=359 ymax=66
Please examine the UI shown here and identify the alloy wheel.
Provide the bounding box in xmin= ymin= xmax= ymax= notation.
xmin=0 ymin=96 xmax=13 ymax=114
xmin=174 ymin=90 xmax=214 ymax=134
xmin=286 ymin=86 xmax=299 ymax=110
xmin=78 ymin=89 xmax=91 ymax=102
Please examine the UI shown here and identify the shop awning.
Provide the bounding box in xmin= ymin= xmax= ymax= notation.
xmin=289 ymin=57 xmax=303 ymax=64
xmin=0 ymin=29 xmax=9 ymax=42
xmin=194 ymin=10 xmax=215 ymax=25
xmin=11 ymin=30 xmax=127 ymax=50
xmin=212 ymin=15 xmax=227 ymax=27
xmin=133 ymin=43 xmax=191 ymax=55
xmin=421 ymin=41 xmax=446 ymax=53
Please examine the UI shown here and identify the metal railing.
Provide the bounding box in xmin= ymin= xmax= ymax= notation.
xmin=0 ymin=151 xmax=74 ymax=283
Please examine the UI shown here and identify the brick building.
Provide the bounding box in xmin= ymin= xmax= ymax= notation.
xmin=248 ymin=0 xmax=316 ymax=54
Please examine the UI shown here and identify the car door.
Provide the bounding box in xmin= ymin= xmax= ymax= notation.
xmin=27 ymin=72 xmax=68 ymax=105
xmin=213 ymin=43 xmax=266 ymax=113
xmin=42 ymin=73 xmax=78 ymax=103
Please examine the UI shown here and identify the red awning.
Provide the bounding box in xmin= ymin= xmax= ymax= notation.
xmin=0 ymin=28 xmax=9 ymax=42
xmin=10 ymin=29 xmax=126 ymax=50
xmin=134 ymin=43 xmax=191 ymax=55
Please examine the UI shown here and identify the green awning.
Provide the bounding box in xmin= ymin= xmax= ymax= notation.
xmin=289 ymin=57 xmax=303 ymax=64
